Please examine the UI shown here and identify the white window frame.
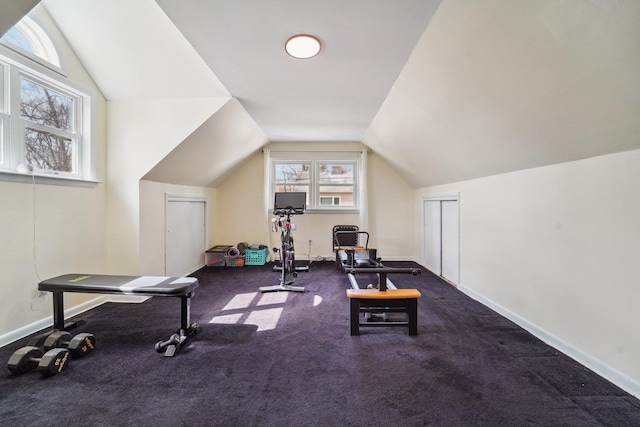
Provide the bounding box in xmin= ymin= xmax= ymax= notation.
xmin=270 ymin=157 xmax=360 ymax=213
xmin=320 ymin=196 xmax=341 ymax=206
xmin=0 ymin=46 xmax=95 ymax=184
xmin=18 ymin=72 xmax=83 ymax=177
xmin=0 ymin=63 xmax=8 ymax=168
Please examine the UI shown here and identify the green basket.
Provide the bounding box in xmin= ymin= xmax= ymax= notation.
xmin=244 ymin=248 xmax=268 ymax=265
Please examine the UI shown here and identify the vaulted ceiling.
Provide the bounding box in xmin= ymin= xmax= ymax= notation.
xmin=4 ymin=0 xmax=640 ymax=188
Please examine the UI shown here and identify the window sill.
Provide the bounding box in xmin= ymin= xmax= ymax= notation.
xmin=270 ymin=209 xmax=360 ymax=215
xmin=0 ymin=171 xmax=101 ymax=188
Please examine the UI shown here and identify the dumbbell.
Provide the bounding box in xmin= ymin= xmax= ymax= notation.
xmin=7 ymin=346 xmax=69 ymax=376
xmin=155 ymin=334 xmax=181 ymax=353
xmin=43 ymin=331 xmax=96 ymax=358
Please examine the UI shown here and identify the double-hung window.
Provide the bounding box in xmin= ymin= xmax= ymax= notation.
xmin=19 ymin=75 xmax=81 ymax=175
xmin=0 ymin=12 xmax=93 ymax=182
xmin=0 ymin=66 xmax=7 ymax=167
xmin=272 ymin=158 xmax=359 ymax=212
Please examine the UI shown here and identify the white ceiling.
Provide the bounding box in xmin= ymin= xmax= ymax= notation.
xmin=7 ymin=0 xmax=640 ymax=188
xmin=155 ymin=0 xmax=441 ymax=142
xmin=43 ymin=0 xmax=230 ymax=100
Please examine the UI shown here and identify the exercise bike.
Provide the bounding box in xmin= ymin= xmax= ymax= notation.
xmin=260 ymin=192 xmax=307 ymax=293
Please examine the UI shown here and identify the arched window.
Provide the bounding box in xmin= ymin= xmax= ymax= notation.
xmin=1 ymin=11 xmax=94 ymax=183
xmin=1 ymin=15 xmax=60 ymax=68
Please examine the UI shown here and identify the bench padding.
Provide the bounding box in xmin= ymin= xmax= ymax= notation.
xmin=37 ymin=274 xmax=199 ymax=356
xmin=346 ymin=288 xmax=421 ymax=299
xmin=39 ymin=274 xmax=198 ymax=296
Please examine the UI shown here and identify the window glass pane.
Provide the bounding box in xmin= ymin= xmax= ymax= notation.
xmin=318 ymin=163 xmax=354 ymax=185
xmin=320 ymin=196 xmax=341 ymax=206
xmin=1 ymin=17 xmax=61 ymax=68
xmin=25 ymin=127 xmax=75 ymax=172
xmin=0 ymin=65 xmax=4 ymax=114
xmin=0 ymin=118 xmax=5 ymax=165
xmin=274 ymin=184 xmax=310 ymax=200
xmin=20 ymin=77 xmax=74 ymax=132
xmin=275 ymin=163 xmax=310 ymax=185
xmin=1 ymin=27 xmax=34 ymax=54
xmin=319 ymin=185 xmax=354 ymax=207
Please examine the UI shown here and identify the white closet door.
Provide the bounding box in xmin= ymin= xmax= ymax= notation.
xmin=423 ymin=200 xmax=442 ymax=275
xmin=441 ymin=200 xmax=459 ymax=284
xmin=166 ymin=197 xmax=206 ymax=276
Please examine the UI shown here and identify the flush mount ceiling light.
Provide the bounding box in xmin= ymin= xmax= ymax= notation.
xmin=285 ymin=34 xmax=321 ymax=59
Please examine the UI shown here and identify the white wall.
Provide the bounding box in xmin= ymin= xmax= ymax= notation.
xmin=415 ymin=149 xmax=640 ymax=397
xmin=214 ymin=147 xmax=415 ymax=261
xmin=0 ymin=4 xmax=108 ymax=343
xmin=106 ymin=98 xmax=228 ymax=275
xmin=368 ymin=152 xmax=415 ymax=259
xmin=139 ymin=180 xmax=216 ymax=276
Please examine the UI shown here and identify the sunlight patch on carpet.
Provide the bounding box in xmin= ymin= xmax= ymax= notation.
xmin=246 ymin=307 xmax=284 ymax=331
xmin=210 ymin=292 xmax=285 ymax=331
xmin=222 ymin=292 xmax=259 ymax=310
xmin=313 ymin=295 xmax=323 ymax=306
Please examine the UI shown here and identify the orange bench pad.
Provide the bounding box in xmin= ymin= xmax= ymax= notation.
xmin=346 ymin=288 xmax=421 ymax=299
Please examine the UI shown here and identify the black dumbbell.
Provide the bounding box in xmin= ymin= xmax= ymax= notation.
xmin=7 ymin=346 xmax=70 ymax=376
xmin=155 ymin=334 xmax=181 ymax=353
xmin=43 ymin=331 xmax=96 ymax=357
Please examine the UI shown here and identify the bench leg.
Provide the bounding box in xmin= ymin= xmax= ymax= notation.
xmin=350 ymin=299 xmax=360 ymax=336
xmin=52 ymin=292 xmax=65 ymax=330
xmin=162 ymin=294 xmax=198 ymax=357
xmin=408 ymin=298 xmax=418 ymax=336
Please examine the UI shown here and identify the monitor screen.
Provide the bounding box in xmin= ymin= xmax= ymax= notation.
xmin=274 ymin=192 xmax=306 ymax=215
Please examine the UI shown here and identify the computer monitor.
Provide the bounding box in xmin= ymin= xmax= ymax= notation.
xmin=274 ymin=192 xmax=306 ymax=215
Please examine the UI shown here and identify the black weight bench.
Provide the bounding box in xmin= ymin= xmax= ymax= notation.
xmin=38 ymin=274 xmax=199 ymax=357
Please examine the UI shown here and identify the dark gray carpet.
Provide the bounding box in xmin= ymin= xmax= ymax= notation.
xmin=1 ymin=261 xmax=639 ymax=426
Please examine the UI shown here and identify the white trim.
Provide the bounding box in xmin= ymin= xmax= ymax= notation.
xmin=422 ymin=193 xmax=459 ymax=202
xmin=458 ymin=283 xmax=640 ymax=399
xmin=270 ymin=157 xmax=360 ymax=212
xmin=165 ymin=193 xmax=207 ymax=203
xmin=0 ymin=170 xmax=100 ymax=187
xmin=0 ymin=294 xmax=151 ymax=349
xmin=0 ymin=50 xmax=95 ymax=182
xmin=263 ymin=148 xmax=273 ymax=260
xmin=359 ymin=149 xmax=368 ymax=230
xmin=0 ymin=295 xmax=106 ymax=348
xmin=421 ymin=193 xmax=460 ymax=283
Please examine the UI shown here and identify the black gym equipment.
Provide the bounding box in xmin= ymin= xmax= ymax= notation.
xmin=260 ymin=192 xmax=307 ymax=293
xmin=333 ymin=225 xmax=421 ymax=286
xmin=43 ymin=331 xmax=96 ymax=357
xmin=155 ymin=334 xmax=181 ymax=353
xmin=333 ymin=224 xmax=422 ymax=325
xmin=333 ymin=227 xmax=380 ymax=270
xmin=37 ymin=274 xmax=199 ymax=356
xmin=7 ymin=346 xmax=70 ymax=376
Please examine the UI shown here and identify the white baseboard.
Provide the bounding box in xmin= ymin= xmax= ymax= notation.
xmin=458 ymin=283 xmax=640 ymax=400
xmin=0 ymin=294 xmax=148 ymax=348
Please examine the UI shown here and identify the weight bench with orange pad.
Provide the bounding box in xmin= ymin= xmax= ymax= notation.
xmin=38 ymin=274 xmax=199 ymax=357
xmin=346 ymin=288 xmax=421 ymax=336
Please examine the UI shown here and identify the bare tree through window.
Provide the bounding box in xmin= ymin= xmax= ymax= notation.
xmin=20 ymin=77 xmax=75 ymax=172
